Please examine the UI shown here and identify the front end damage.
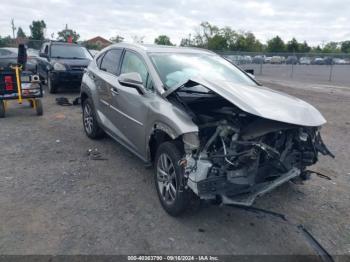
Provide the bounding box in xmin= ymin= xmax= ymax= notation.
xmin=167 ymin=80 xmax=334 ymax=206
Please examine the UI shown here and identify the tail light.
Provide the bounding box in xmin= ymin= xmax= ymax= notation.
xmin=4 ymin=75 xmax=14 ymax=91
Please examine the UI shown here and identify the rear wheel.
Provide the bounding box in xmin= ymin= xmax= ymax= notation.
xmin=82 ymin=98 xmax=104 ymax=139
xmin=0 ymin=101 xmax=5 ymax=118
xmin=154 ymin=141 xmax=193 ymax=216
xmin=35 ymin=99 xmax=43 ymax=116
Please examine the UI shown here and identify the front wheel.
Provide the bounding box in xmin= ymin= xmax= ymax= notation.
xmin=47 ymin=74 xmax=57 ymax=94
xmin=0 ymin=101 xmax=5 ymax=118
xmin=154 ymin=141 xmax=193 ymax=216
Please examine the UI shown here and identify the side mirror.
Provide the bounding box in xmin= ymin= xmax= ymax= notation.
xmin=118 ymin=72 xmax=145 ymax=95
xmin=245 ymin=69 xmax=255 ymax=79
xmin=245 ymin=69 xmax=254 ymax=75
xmin=39 ymin=52 xmax=48 ymax=58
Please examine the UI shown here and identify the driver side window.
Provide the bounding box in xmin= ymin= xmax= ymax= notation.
xmin=121 ymin=51 xmax=153 ymax=90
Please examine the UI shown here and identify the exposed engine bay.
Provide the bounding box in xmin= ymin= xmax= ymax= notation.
xmin=168 ymin=82 xmax=334 ymax=206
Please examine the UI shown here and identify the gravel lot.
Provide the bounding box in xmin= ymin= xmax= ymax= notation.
xmin=0 ymin=80 xmax=349 ymax=257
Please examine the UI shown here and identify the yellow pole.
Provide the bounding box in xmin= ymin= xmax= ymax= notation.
xmin=11 ymin=65 xmax=22 ymax=104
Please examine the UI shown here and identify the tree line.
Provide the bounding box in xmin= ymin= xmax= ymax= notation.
xmin=1 ymin=20 xmax=350 ymax=54
xmin=155 ymin=22 xmax=350 ymax=54
xmin=174 ymin=22 xmax=350 ymax=53
xmin=0 ymin=20 xmax=81 ymax=48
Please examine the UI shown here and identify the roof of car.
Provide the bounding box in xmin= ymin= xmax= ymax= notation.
xmin=107 ymin=42 xmax=215 ymax=54
xmin=46 ymin=41 xmax=80 ymax=46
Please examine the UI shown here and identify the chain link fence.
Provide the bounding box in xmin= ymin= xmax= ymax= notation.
xmin=218 ymin=51 xmax=350 ymax=86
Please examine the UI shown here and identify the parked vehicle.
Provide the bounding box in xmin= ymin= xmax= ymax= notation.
xmin=333 ymin=58 xmax=350 ymax=65
xmin=299 ymin=57 xmax=311 ymax=65
xmin=312 ymin=57 xmax=325 ymax=65
xmin=81 ymin=43 xmax=333 ymax=216
xmin=270 ymin=56 xmax=283 ymax=64
xmin=252 ymin=55 xmax=265 ymax=64
xmin=264 ymin=56 xmax=272 ymax=63
xmin=0 ymin=47 xmax=37 ymax=72
xmin=36 ymin=41 xmax=93 ymax=93
xmin=243 ymin=55 xmax=252 ymax=64
xmin=286 ymin=56 xmax=298 ymax=65
xmin=226 ymin=55 xmax=243 ymax=65
xmin=323 ymin=57 xmax=333 ymax=65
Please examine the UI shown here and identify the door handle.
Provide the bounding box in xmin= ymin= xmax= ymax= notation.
xmin=110 ymin=87 xmax=119 ymax=95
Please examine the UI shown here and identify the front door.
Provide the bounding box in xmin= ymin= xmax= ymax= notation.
xmin=109 ymin=50 xmax=154 ymax=158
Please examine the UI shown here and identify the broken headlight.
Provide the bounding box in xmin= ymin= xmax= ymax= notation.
xmin=183 ymin=132 xmax=200 ymax=152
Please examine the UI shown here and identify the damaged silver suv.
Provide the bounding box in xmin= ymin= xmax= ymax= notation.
xmin=81 ymin=43 xmax=333 ymax=216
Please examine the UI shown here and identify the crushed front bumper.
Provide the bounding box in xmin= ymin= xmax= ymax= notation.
xmin=220 ymin=167 xmax=300 ymax=206
xmin=187 ymin=163 xmax=301 ymax=206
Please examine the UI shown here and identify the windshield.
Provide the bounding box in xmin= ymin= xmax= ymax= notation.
xmin=51 ymin=45 xmax=92 ymax=59
xmin=149 ymin=52 xmax=256 ymax=89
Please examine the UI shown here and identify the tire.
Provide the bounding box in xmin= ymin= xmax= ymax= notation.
xmin=29 ymin=100 xmax=34 ymax=108
xmin=82 ymin=98 xmax=104 ymax=139
xmin=0 ymin=101 xmax=5 ymax=118
xmin=154 ymin=141 xmax=192 ymax=216
xmin=35 ymin=99 xmax=43 ymax=116
xmin=47 ymin=74 xmax=57 ymax=94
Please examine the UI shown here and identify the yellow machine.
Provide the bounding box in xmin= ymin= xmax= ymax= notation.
xmin=0 ymin=64 xmax=43 ymax=118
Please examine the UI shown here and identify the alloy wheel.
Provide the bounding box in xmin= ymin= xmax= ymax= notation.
xmin=157 ymin=153 xmax=177 ymax=204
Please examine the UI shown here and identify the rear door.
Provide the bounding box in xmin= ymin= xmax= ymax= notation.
xmin=93 ymin=48 xmax=124 ymax=136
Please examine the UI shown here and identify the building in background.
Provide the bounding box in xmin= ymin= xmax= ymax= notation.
xmin=85 ymin=36 xmax=111 ymax=49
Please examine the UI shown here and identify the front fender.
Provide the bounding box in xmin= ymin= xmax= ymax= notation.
xmin=144 ymin=99 xmax=198 ymax=161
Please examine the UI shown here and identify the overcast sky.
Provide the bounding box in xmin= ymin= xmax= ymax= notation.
xmin=1 ymin=0 xmax=349 ymax=46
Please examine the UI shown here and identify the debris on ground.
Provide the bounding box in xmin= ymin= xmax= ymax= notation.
xmin=229 ymin=205 xmax=334 ymax=262
xmin=55 ymin=97 xmax=72 ymax=106
xmin=55 ymin=97 xmax=81 ymax=106
xmin=87 ymin=148 xmax=108 ymax=161
xmin=306 ymin=170 xmax=332 ymax=180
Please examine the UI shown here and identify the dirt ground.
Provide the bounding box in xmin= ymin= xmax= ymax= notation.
xmin=0 ymin=80 xmax=349 ymax=257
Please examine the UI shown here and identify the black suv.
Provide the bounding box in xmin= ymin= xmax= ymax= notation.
xmin=37 ymin=41 xmax=92 ymax=93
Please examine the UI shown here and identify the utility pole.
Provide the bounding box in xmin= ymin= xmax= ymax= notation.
xmin=11 ymin=18 xmax=16 ymax=39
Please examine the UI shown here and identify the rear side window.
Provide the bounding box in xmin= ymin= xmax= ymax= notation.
xmin=100 ymin=49 xmax=123 ymax=75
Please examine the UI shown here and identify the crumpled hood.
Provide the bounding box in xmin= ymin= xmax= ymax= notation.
xmin=164 ymin=77 xmax=326 ymax=127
